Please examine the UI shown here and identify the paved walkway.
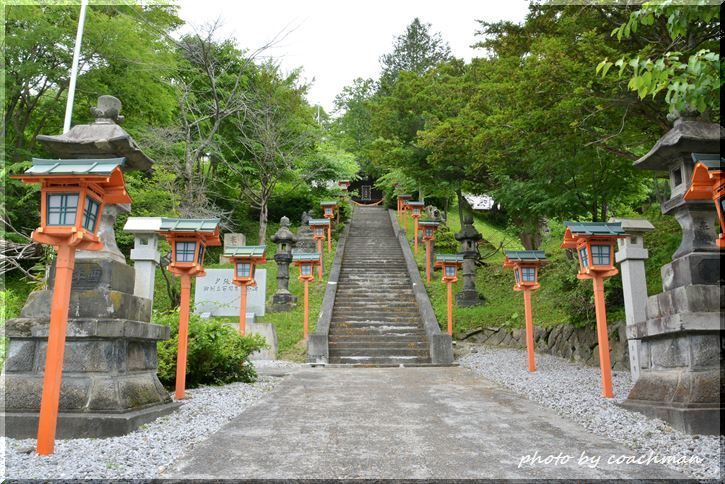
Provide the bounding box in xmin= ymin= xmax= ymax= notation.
xmin=164 ymin=367 xmax=684 ymax=479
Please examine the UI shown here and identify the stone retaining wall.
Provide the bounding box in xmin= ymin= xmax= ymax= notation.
xmin=460 ymin=321 xmax=630 ymax=370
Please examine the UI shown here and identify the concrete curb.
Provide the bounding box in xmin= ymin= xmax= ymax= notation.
xmin=388 ymin=209 xmax=453 ymax=364
xmin=307 ymin=210 xmax=352 ymax=364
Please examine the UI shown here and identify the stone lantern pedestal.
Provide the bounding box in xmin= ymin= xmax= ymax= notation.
xmin=0 ymin=96 xmax=177 ymax=439
xmin=270 ymin=216 xmax=297 ymax=312
xmin=621 ymin=116 xmax=723 ymax=435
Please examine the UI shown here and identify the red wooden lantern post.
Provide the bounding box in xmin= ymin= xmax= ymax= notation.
xmin=12 ymin=158 xmax=132 ymax=455
xmin=503 ymin=250 xmax=547 ymax=372
xmin=684 ymin=153 xmax=723 ymax=248
xmin=320 ymin=200 xmax=337 ymax=254
xmin=406 ymin=201 xmax=425 ymax=255
xmin=309 ymin=219 xmax=330 ymax=280
xmin=397 ymin=193 xmax=412 ymax=227
xmin=227 ymin=245 xmax=267 ymax=336
xmin=158 ymin=218 xmax=221 ymax=400
xmin=419 ymin=220 xmax=440 ymax=282
xmin=293 ymin=253 xmax=321 ymax=339
xmin=435 ymin=254 xmax=463 ymax=335
xmin=561 ymin=222 xmax=624 ymax=398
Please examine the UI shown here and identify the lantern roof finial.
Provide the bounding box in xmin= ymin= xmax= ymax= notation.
xmin=36 ymin=95 xmax=154 ymax=172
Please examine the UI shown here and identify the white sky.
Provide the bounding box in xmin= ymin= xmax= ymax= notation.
xmin=177 ymin=0 xmax=530 ymax=113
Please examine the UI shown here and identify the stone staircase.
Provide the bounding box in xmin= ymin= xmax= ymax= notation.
xmin=328 ymin=206 xmax=431 ymax=365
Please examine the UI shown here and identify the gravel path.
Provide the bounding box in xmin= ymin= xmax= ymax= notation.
xmin=458 ymin=344 xmax=723 ymax=480
xmin=2 ymin=375 xmax=282 ymax=480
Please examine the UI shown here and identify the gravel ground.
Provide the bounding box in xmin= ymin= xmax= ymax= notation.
xmin=458 ymin=344 xmax=723 ymax=480
xmin=2 ymin=375 xmax=282 ymax=480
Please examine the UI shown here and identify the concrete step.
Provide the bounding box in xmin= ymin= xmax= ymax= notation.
xmin=329 ymin=327 xmax=427 ymax=336
xmin=328 ymin=334 xmax=425 ymax=343
xmin=329 ymin=341 xmax=429 ymax=349
xmin=328 ymin=356 xmax=431 ymax=364
xmin=326 ymin=206 xmax=430 ymax=363
xmin=329 ymin=348 xmax=430 ymax=358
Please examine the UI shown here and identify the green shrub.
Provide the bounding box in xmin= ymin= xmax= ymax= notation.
xmin=155 ymin=311 xmax=267 ymax=389
xmin=432 ymin=223 xmax=459 ymax=254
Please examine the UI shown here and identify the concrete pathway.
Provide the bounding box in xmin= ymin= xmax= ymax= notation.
xmin=164 ymin=367 xmax=684 ymax=479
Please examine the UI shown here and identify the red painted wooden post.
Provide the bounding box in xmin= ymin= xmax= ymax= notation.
xmin=176 ymin=274 xmax=192 ymax=400
xmin=592 ymin=274 xmax=614 ymax=398
xmin=36 ymin=244 xmax=76 ymax=455
xmin=522 ymin=288 xmax=536 ymax=372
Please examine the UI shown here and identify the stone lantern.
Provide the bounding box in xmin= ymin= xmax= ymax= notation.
xmin=1 ymin=96 xmax=176 ymax=442
xmin=609 ymin=217 xmax=655 ymax=382
xmin=123 ymin=217 xmax=162 ymax=304
xmin=454 ymin=204 xmax=484 ymax=307
xmin=270 ymin=216 xmax=297 ymax=312
xmin=621 ymin=115 xmax=723 ymax=434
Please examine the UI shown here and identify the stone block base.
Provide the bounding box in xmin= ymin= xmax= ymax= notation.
xmin=269 ymin=292 xmax=297 ymax=312
xmin=456 ymin=289 xmax=485 ymax=307
xmin=247 ymin=322 xmax=278 ymax=360
xmin=620 ymin=399 xmax=720 ymax=435
xmin=1 ymin=401 xmax=181 ymax=439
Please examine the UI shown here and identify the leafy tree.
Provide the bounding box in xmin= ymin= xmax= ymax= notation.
xmin=219 ymin=64 xmax=321 ymax=243
xmin=330 ymin=78 xmax=376 ymax=173
xmin=597 ymin=2 xmax=720 ymax=116
xmin=379 ymin=17 xmax=452 ymax=89
xmin=3 ymin=3 xmax=181 ymax=258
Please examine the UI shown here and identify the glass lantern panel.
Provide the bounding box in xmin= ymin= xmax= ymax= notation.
xmin=522 ymin=267 xmax=536 ymax=282
xmin=325 ymin=208 xmax=332 ymax=214
xmin=591 ymin=244 xmax=611 ymax=266
xmin=425 ymin=228 xmax=433 ymax=236
xmin=197 ymin=244 xmax=205 ymax=264
xmin=514 ymin=268 xmax=520 ymax=283
xmin=445 ymin=265 xmax=456 ymax=277
xmin=579 ymin=246 xmax=589 ymax=268
xmin=236 ymin=262 xmax=251 ymax=278
xmin=175 ymin=241 xmax=197 ymax=262
xmin=718 ymin=196 xmax=725 ymax=216
xmin=315 ymin=227 xmax=324 ymax=236
xmin=82 ymin=196 xmax=101 ymax=232
xmin=46 ymin=193 xmax=79 ymax=225
xmin=301 ymin=264 xmax=312 ymax=276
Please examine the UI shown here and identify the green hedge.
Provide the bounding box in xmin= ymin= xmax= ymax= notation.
xmin=155 ymin=311 xmax=266 ymax=389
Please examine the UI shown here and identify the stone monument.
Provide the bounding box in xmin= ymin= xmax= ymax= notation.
xmin=455 ymin=196 xmax=485 ymax=307
xmin=296 ymin=210 xmax=317 ymax=251
xmin=1 ymin=96 xmax=177 ymax=439
xmin=269 ymin=216 xmax=297 ymax=311
xmin=220 ymin=233 xmax=246 ymax=263
xmin=621 ymin=114 xmax=723 ymax=435
xmin=611 ymin=217 xmax=655 ymax=382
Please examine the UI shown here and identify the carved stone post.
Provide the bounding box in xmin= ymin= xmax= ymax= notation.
xmin=611 ymin=218 xmax=655 ymax=382
xmin=270 ymin=216 xmax=297 ymax=311
xmin=621 ymin=115 xmax=723 ymax=435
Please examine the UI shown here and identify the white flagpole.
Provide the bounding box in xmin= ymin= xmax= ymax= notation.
xmin=63 ymin=0 xmax=89 ymax=133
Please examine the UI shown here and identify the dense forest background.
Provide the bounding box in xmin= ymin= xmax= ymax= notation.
xmin=2 ymin=2 xmax=721 ymax=342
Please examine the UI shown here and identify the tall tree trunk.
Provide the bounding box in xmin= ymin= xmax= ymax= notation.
xmin=257 ymin=199 xmax=268 ymax=244
xmin=456 ymin=188 xmax=465 ymax=224
xmin=518 ymin=218 xmax=544 ymax=250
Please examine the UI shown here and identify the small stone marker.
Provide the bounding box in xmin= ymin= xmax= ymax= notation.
xmin=194 ymin=268 xmax=266 ymax=316
xmin=220 ymin=233 xmax=246 ymax=263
